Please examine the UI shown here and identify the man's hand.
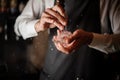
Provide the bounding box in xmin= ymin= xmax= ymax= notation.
xmin=53 ymin=29 xmax=93 ymax=54
xmin=35 ymin=5 xmax=67 ymax=32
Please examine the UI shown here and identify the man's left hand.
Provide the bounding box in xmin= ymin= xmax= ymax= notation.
xmin=53 ymin=29 xmax=93 ymax=54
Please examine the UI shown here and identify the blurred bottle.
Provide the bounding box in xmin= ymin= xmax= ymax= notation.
xmin=0 ymin=0 xmax=8 ymax=41
xmin=0 ymin=0 xmax=8 ymax=63
xmin=7 ymin=0 xmax=19 ymax=42
xmin=18 ymin=1 xmax=25 ymax=13
xmin=0 ymin=0 xmax=8 ymax=12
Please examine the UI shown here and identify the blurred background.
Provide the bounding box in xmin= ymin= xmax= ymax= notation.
xmin=0 ymin=0 xmax=42 ymax=80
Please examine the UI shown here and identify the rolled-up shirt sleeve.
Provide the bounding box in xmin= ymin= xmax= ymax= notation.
xmin=14 ymin=0 xmax=44 ymax=39
xmin=15 ymin=16 xmax=39 ymax=39
xmin=89 ymin=0 xmax=120 ymax=54
xmin=89 ymin=33 xmax=120 ymax=54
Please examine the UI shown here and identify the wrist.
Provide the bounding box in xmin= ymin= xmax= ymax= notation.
xmin=86 ymin=32 xmax=93 ymax=45
xmin=35 ymin=20 xmax=45 ymax=32
xmin=35 ymin=21 xmax=41 ymax=32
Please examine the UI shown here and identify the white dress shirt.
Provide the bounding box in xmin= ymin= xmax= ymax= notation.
xmin=14 ymin=0 xmax=120 ymax=54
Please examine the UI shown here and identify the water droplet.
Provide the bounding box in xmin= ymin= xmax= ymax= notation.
xmin=76 ymin=77 xmax=79 ymax=80
xmin=76 ymin=25 xmax=79 ymax=28
xmin=51 ymin=48 xmax=54 ymax=51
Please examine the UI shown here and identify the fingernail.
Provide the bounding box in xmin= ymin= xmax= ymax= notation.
xmin=60 ymin=26 xmax=64 ymax=30
xmin=63 ymin=21 xmax=67 ymax=26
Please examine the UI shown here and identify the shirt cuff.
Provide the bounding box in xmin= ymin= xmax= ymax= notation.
xmin=21 ymin=20 xmax=39 ymax=39
xmin=89 ymin=33 xmax=108 ymax=54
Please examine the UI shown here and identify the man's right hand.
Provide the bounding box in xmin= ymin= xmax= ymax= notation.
xmin=35 ymin=4 xmax=67 ymax=32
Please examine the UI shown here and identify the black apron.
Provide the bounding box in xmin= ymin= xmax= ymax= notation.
xmin=40 ymin=0 xmax=111 ymax=80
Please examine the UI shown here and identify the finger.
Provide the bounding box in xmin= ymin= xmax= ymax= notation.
xmin=54 ymin=40 xmax=62 ymax=51
xmin=42 ymin=11 xmax=53 ymax=18
xmin=71 ymin=36 xmax=85 ymax=49
xmin=67 ymin=30 xmax=80 ymax=43
xmin=42 ymin=11 xmax=64 ymax=29
xmin=52 ymin=5 xmax=65 ymax=17
xmin=46 ymin=8 xmax=67 ymax=26
xmin=69 ymin=39 xmax=80 ymax=50
xmin=41 ymin=16 xmax=64 ymax=30
xmin=41 ymin=16 xmax=55 ymax=24
xmin=57 ymin=42 xmax=70 ymax=54
xmin=57 ymin=29 xmax=62 ymax=36
xmin=65 ymin=40 xmax=76 ymax=50
xmin=65 ymin=39 xmax=80 ymax=53
xmin=53 ymin=20 xmax=64 ymax=30
xmin=53 ymin=38 xmax=70 ymax=54
xmin=52 ymin=35 xmax=58 ymax=42
xmin=49 ymin=24 xmax=55 ymax=28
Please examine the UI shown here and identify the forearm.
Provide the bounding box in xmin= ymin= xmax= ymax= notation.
xmin=89 ymin=33 xmax=120 ymax=54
